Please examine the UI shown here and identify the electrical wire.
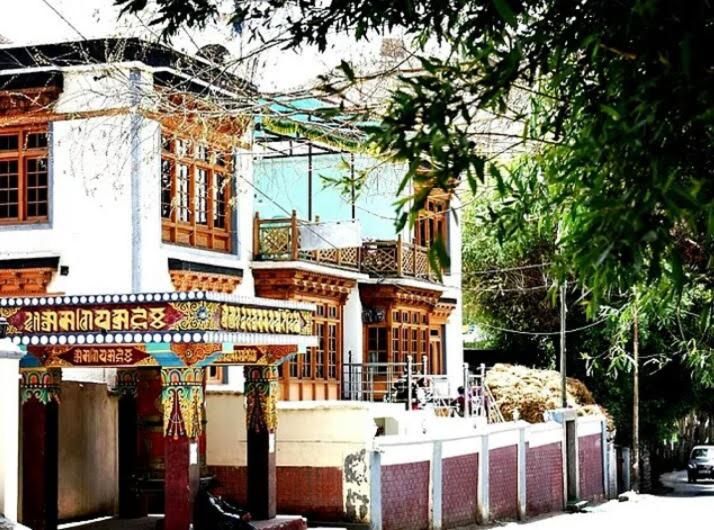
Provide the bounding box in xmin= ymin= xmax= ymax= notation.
xmin=39 ymin=0 xmax=87 ymax=40
xmin=476 ymin=317 xmax=607 ymax=337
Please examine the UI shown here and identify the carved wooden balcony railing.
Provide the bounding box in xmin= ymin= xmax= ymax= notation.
xmin=253 ymin=212 xmax=361 ymax=270
xmin=254 ymin=212 xmax=439 ymax=282
xmin=360 ymin=235 xmax=437 ymax=282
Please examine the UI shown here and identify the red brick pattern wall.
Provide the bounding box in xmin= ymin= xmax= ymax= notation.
xmin=209 ymin=465 xmax=343 ymax=520
xmin=441 ymin=453 xmax=478 ymax=527
xmin=277 ymin=467 xmax=344 ymax=520
xmin=578 ymin=434 xmax=604 ymax=501
xmin=381 ymin=461 xmax=430 ymax=530
xmin=210 ymin=465 xmax=248 ymax=505
xmin=489 ymin=445 xmax=518 ymax=521
xmin=526 ymin=442 xmax=564 ymax=515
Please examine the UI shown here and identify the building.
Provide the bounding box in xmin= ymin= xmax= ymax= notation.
xmin=250 ymin=98 xmax=464 ymax=400
xmin=0 ymin=37 xmax=463 ymax=529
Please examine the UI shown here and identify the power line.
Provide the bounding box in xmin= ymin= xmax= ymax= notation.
xmin=470 ymin=262 xmax=552 ymax=275
xmin=476 ymin=317 xmax=607 ymax=337
xmin=40 ymin=0 xmax=87 ymax=40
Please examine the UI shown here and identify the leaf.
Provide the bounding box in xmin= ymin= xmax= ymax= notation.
xmin=339 ymin=60 xmax=355 ymax=81
xmin=600 ymin=104 xmax=621 ymax=121
xmin=491 ymin=0 xmax=517 ymax=27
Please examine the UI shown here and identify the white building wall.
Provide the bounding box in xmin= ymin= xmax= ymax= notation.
xmin=443 ymin=187 xmax=464 ymax=388
xmin=343 ymin=285 xmax=363 ymax=368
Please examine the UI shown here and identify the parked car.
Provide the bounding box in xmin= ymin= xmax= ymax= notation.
xmin=687 ymin=445 xmax=714 ymax=483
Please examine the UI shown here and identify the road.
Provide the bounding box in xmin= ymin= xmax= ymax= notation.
xmin=495 ymin=471 xmax=713 ymax=530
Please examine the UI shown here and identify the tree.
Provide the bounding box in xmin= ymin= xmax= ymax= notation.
xmin=116 ymin=0 xmax=714 ymax=307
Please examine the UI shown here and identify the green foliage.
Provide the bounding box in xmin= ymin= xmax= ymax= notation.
xmin=117 ymin=0 xmax=714 ymax=391
xmin=117 ymin=0 xmax=714 ymax=311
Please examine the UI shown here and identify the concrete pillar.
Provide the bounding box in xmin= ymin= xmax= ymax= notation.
xmin=517 ymin=425 xmax=527 ymax=520
xmin=0 ymin=341 xmax=23 ymax=521
xmin=546 ymin=408 xmax=579 ymax=504
xmin=19 ymin=367 xmax=61 ymax=530
xmin=430 ymin=441 xmax=443 ymax=530
xmin=600 ymin=419 xmax=609 ymax=499
xmin=161 ymin=367 xmax=204 ymax=530
xmin=369 ymin=450 xmax=382 ymax=530
xmin=477 ymin=434 xmax=490 ymax=524
xmin=245 ymin=364 xmax=279 ymax=520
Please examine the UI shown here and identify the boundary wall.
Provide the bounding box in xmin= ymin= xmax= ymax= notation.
xmin=370 ymin=414 xmax=609 ymax=529
xmin=206 ymin=392 xmax=611 ymax=528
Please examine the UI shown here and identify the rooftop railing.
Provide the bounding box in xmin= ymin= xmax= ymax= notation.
xmin=254 ymin=211 xmax=439 ymax=282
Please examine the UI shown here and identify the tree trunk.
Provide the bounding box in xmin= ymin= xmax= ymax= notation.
xmin=632 ymin=306 xmax=640 ymax=492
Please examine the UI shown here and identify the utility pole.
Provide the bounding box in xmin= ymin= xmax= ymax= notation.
xmin=559 ymin=281 xmax=567 ymax=408
xmin=632 ymin=304 xmax=640 ymax=492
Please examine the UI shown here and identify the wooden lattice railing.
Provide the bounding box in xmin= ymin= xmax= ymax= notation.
xmin=254 ymin=213 xmax=439 ymax=281
xmin=361 ymin=235 xmax=437 ymax=281
xmin=254 ymin=212 xmax=361 ymax=270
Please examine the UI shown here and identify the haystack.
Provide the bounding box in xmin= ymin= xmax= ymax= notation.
xmin=484 ymin=363 xmax=608 ymax=424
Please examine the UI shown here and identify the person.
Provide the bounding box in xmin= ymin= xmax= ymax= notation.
xmin=453 ymin=386 xmax=467 ymax=416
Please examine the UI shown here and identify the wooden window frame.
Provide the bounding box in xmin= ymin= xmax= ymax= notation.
xmin=0 ymin=125 xmax=49 ymax=224
xmin=161 ymin=130 xmax=233 ymax=252
xmin=389 ymin=307 xmax=430 ymax=369
xmin=299 ymin=299 xmax=342 ymax=382
xmin=414 ymin=194 xmax=449 ymax=258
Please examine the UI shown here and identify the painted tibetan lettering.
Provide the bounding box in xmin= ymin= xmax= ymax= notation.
xmin=57 ymin=347 xmax=149 ymax=366
xmin=220 ymin=305 xmax=312 ymax=335
xmin=6 ymin=305 xmax=182 ymax=333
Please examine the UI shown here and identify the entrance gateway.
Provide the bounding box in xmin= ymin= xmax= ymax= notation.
xmin=1 ymin=291 xmax=316 ymax=530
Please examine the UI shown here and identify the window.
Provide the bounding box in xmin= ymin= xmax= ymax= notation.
xmin=207 ymin=366 xmax=226 ymax=385
xmin=389 ymin=308 xmax=430 ymax=370
xmin=328 ymin=323 xmax=337 ymax=379
xmin=295 ymin=300 xmax=341 ymax=381
xmin=0 ymin=127 xmax=49 ymax=223
xmin=368 ymin=326 xmax=388 ymax=364
xmin=161 ymin=131 xmax=233 ymax=252
xmin=314 ymin=322 xmax=325 ymax=378
xmin=415 ymin=192 xmax=449 ymax=273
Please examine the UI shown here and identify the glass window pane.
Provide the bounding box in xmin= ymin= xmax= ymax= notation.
xmin=0 ymin=134 xmax=18 ymax=151
xmin=26 ymin=132 xmax=48 ymax=150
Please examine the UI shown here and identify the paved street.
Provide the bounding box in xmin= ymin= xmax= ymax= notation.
xmin=494 ymin=471 xmax=713 ymax=530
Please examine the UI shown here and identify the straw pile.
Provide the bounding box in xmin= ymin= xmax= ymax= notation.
xmin=484 ymin=363 xmax=609 ymax=424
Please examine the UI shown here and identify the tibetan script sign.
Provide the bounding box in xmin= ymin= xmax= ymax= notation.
xmin=4 ymin=305 xmax=185 ymax=334
xmin=57 ymin=346 xmax=151 ymax=366
xmin=1 ymin=301 xmax=312 ymax=336
xmin=26 ymin=345 xmax=158 ymax=368
xmin=214 ymin=347 xmax=262 ymax=364
xmin=214 ymin=344 xmax=299 ymax=365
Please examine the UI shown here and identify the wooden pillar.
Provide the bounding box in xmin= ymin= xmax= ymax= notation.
xmin=116 ymin=369 xmax=140 ymax=518
xmin=245 ymin=364 xmax=279 ymax=520
xmin=136 ymin=368 xmax=163 ymax=514
xmin=161 ymin=367 xmax=204 ymax=530
xmin=20 ymin=368 xmax=61 ymax=530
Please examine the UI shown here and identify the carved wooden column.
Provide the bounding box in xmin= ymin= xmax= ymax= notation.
xmin=115 ymin=369 xmax=140 ymax=518
xmin=245 ymin=364 xmax=279 ymax=520
xmin=161 ymin=367 xmax=204 ymax=530
xmin=20 ymin=367 xmax=61 ymax=530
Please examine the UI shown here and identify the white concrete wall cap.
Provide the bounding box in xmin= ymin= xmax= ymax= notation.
xmin=379 ymin=440 xmax=433 ymax=465
xmin=526 ymin=422 xmax=563 ymax=448
xmin=577 ymin=416 xmax=606 ymax=437
xmin=442 ymin=437 xmax=481 ymax=459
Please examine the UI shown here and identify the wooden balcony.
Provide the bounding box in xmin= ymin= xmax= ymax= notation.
xmin=253 ymin=212 xmax=360 ymax=270
xmin=254 ymin=212 xmax=440 ymax=282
